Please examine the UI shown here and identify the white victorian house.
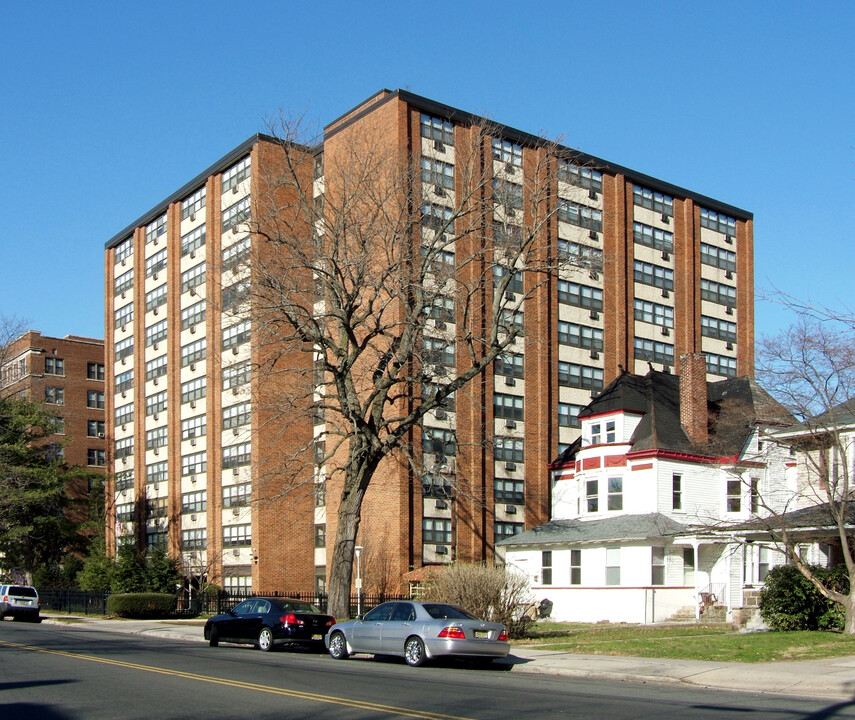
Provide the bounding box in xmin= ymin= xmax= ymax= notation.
xmin=499 ymin=354 xmax=798 ymax=624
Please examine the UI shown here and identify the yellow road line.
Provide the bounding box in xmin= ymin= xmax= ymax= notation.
xmin=0 ymin=640 xmax=473 ymax=720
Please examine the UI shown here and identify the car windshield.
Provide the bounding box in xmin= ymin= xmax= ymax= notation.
xmin=422 ymin=603 xmax=479 ymax=620
xmin=10 ymin=586 xmax=37 ymax=597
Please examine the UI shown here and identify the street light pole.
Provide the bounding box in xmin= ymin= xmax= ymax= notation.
xmin=355 ymin=546 xmax=363 ymax=617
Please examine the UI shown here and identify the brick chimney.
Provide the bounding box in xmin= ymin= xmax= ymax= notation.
xmin=680 ymin=353 xmax=708 ymax=445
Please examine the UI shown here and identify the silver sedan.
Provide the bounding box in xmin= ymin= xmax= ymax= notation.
xmin=324 ymin=601 xmax=510 ymax=667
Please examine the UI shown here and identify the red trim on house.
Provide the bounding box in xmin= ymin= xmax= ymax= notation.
xmin=604 ymin=455 xmax=627 ymax=467
xmin=631 ymin=462 xmax=653 ymax=471
xmin=582 ymin=457 xmax=601 ymax=470
xmin=581 ymin=409 xmax=646 ymax=422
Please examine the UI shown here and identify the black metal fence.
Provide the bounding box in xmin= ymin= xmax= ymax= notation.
xmin=37 ymin=588 xmax=408 ymax=619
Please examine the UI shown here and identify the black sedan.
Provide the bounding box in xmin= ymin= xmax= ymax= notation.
xmin=204 ymin=597 xmax=336 ymax=651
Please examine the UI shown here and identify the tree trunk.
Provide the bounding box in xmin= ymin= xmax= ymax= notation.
xmin=843 ymin=594 xmax=855 ymax=635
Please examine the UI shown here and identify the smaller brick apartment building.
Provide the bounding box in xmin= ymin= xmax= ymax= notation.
xmin=1 ymin=330 xmax=106 ymax=476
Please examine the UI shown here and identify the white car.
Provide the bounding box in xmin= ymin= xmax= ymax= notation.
xmin=0 ymin=585 xmax=41 ymax=622
xmin=325 ymin=601 xmax=510 ymax=667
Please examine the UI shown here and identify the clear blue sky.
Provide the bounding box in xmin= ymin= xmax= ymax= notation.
xmin=1 ymin=1 xmax=852 ymax=344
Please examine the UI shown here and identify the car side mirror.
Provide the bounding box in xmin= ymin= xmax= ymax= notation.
xmin=228 ymin=609 xmax=236 ymax=616
xmin=355 ymin=614 xmax=364 ymax=621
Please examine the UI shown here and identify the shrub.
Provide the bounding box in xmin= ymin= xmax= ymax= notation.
xmin=758 ymin=564 xmax=848 ymax=631
xmin=107 ymin=593 xmax=177 ymax=618
xmin=420 ymin=562 xmax=533 ymax=638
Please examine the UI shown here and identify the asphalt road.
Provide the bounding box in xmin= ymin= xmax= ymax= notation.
xmin=1 ymin=622 xmax=854 ymax=720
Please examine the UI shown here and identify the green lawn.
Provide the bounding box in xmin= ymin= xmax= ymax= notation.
xmin=516 ymin=622 xmax=855 ymax=663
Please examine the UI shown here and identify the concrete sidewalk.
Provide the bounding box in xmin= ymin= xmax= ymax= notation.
xmin=35 ymin=614 xmax=855 ymax=702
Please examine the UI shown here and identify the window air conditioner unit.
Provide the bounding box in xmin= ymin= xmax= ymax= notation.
xmin=191 ymin=514 xmax=197 ymax=522
xmin=726 ymin=342 xmax=734 ymax=351
xmin=435 ymin=320 xmax=446 ymax=330
xmin=661 ymin=327 xmax=670 ymax=336
xmin=121 ymin=424 xmax=126 ymax=431
xmin=121 ymin=259 xmax=126 ymax=267
xmin=121 ymin=291 xmax=126 ymax=299
xmin=190 ymin=475 xmax=196 ymax=483
xmin=121 ymin=391 xmax=126 ymax=399
xmin=435 ymin=545 xmax=448 ymax=555
xmin=153 ymin=343 xmax=159 ymax=351
xmin=153 ymin=273 xmax=158 ymax=281
xmin=153 ymin=447 xmax=159 ymax=456
xmin=153 ymin=377 xmax=158 ymax=385
xmin=190 ymin=325 xmax=196 ymax=334
xmin=153 ymin=414 xmax=159 ymax=421
xmin=190 ymin=288 xmax=196 ymax=296
xmin=232 ymin=185 xmax=238 ymax=194
xmin=725 ymin=235 xmax=733 ymax=244
xmin=232 ymin=548 xmax=240 ymax=556
xmin=504 ymin=462 xmax=516 ymax=471
xmin=505 ymin=163 xmax=515 ymax=174
xmin=435 ymin=409 xmax=447 ymax=420
xmin=233 ymin=467 xmax=239 ymax=475
xmin=505 ymin=419 xmax=516 ymax=429
xmin=588 ymin=189 xmax=598 ymax=200
xmin=505 ymin=291 xmax=516 ymax=301
xmin=232 ymin=347 xmax=239 ymax=355
xmin=589 ymin=230 xmax=598 ymax=241
xmin=589 ymin=310 xmax=599 ymax=320
xmin=661 ymin=251 xmax=670 ymax=261
xmin=505 ymin=505 xmax=517 ymax=514
xmin=505 ymin=376 xmax=515 ymax=386
xmin=233 ymin=427 xmax=239 ymax=436
xmin=232 ymin=508 xmax=240 ymax=517
xmin=434 ymin=185 xmax=445 ymax=197
xmin=121 ymin=357 xmax=126 ymax=365
xmin=590 ymin=350 xmax=600 ymax=360
xmin=661 ymin=289 xmax=670 ymax=299
xmin=725 ymin=270 xmax=733 ymax=279
xmin=725 ymin=306 xmax=734 ymax=316
xmin=434 ymin=139 xmax=445 ymax=152
xmin=190 ymin=400 xmax=196 ymax=409
xmin=190 ymin=213 xmax=196 ymax=221
xmin=98 ymin=432 xmax=105 ymax=439
xmin=190 ymin=438 xmax=196 ymax=447
xmin=661 ymin=214 xmax=670 ymax=224
xmin=435 ymin=500 xmax=448 ymax=509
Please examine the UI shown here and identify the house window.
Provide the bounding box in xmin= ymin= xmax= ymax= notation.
xmin=652 ymin=547 xmax=665 ymax=586
xmin=222 ymin=524 xmax=252 ymax=548
xmin=421 ymin=201 xmax=453 ymax=233
xmin=633 ymin=222 xmax=674 ymax=253
xmin=146 ymin=355 xmax=168 ymax=382
xmin=181 ymin=301 xmax=206 ymax=332
xmin=494 ymin=393 xmax=524 ymax=421
xmin=701 ymin=316 xmax=737 ymax=343
xmin=586 ymin=479 xmax=598 ymax=512
xmin=557 ymin=199 xmax=602 ymax=231
xmin=181 ymin=452 xmax=206 ymax=477
xmin=114 ymin=337 xmax=133 ymax=362
xmin=87 ymin=449 xmax=106 ymax=467
xmin=492 ymin=178 xmax=523 ymax=210
xmin=590 ymin=423 xmax=601 ymax=445
xmin=672 ymin=474 xmax=682 ymax=510
xmin=758 ymin=545 xmax=771 ymax=581
xmin=181 ymin=339 xmax=206 ymax=368
xmin=494 ymin=478 xmax=524 ymax=504
xmin=223 ymin=359 xmax=251 ymax=389
xmin=114 ymin=303 xmax=134 ymax=329
xmin=750 ymin=477 xmax=760 ymax=514
xmin=223 ymin=442 xmax=251 ymax=469
xmin=700 ymin=208 xmax=736 ymax=236
xmin=181 ymin=414 xmax=206 ymax=441
xmin=494 ymin=522 xmax=523 ymax=543
xmin=607 ymin=476 xmax=622 ymax=510
xmin=605 ymin=548 xmax=621 ymax=585
xmin=705 ymin=353 xmax=737 ymax=378
xmin=147 ymin=461 xmax=168 ymax=484
xmin=45 ymin=387 xmax=64 ymax=405
xmin=115 ymin=403 xmax=134 ymax=426
xmin=423 ymin=518 xmax=452 ymax=544
xmin=426 ymin=295 xmax=455 ymax=324
xmin=145 ymin=320 xmax=168 ymax=348
xmin=47 ymin=417 xmax=63 ymax=435
xmin=493 ymin=221 xmax=523 ymax=249
xmin=116 ymin=502 xmax=134 ymax=522
xmin=222 ymin=237 xmax=250 ymax=271
xmin=180 ymin=186 xmax=206 ymax=220
xmin=421 ymin=157 xmax=454 ymax=190
xmin=145 ymin=285 xmax=167 ymax=313
xmin=494 ymin=353 xmax=524 ymax=380
xmin=115 ymin=437 xmax=134 ymax=460
xmin=146 ymin=497 xmax=168 ymax=519
xmin=223 ymin=483 xmax=251 ymax=508
xmin=44 ymin=357 xmax=64 ymax=375
xmin=181 ymin=225 xmax=207 ymax=257
xmin=424 ymin=427 xmax=456 ymax=457
xmin=224 ymin=575 xmax=251 ymax=594
xmin=420 ymin=114 xmax=454 ymax=146
xmin=145 ymin=248 xmax=167 ymax=278
xmin=181 ymin=377 xmax=206 ymax=405
xmin=145 ymin=215 xmax=166 ymax=245
xmin=634 ymin=337 xmax=675 ymax=366
xmin=557 ymin=160 xmax=602 ymax=191
xmin=222 ymin=280 xmax=250 ymax=314
xmin=633 ymin=185 xmax=673 ymax=217
xmin=633 ymin=260 xmax=674 ymax=291
xmin=492 ymin=137 xmax=522 ymax=167
xmin=115 ymin=470 xmax=134 ymax=492
xmin=700 ymin=279 xmax=736 ymax=307
xmin=182 ymin=529 xmax=207 ymax=551
xmin=634 ymin=300 xmax=674 ymax=328
xmin=422 ymin=337 xmax=455 ymax=367
xmin=115 ymin=268 xmax=134 ymax=296
xmin=222 ymin=197 xmax=251 ymax=233
xmin=606 ymin=421 xmax=616 ymax=444
xmin=726 ymin=480 xmax=742 ymax=512
xmin=114 ymin=237 xmax=133 ymax=264
xmin=87 ymin=390 xmax=105 ymax=409
xmin=700 ymin=243 xmax=736 ymax=272
xmin=222 ymin=156 xmax=251 ymax=193
xmin=181 ymin=262 xmax=207 ymax=294
xmin=494 ymin=436 xmax=523 ymax=463
xmin=87 ymin=420 xmax=105 ymax=437
xmin=683 ymin=547 xmax=695 ymax=585
xmin=557 ymin=321 xmax=603 ymax=351
xmin=570 ymin=549 xmax=581 ymax=585
xmin=223 ymin=321 xmax=251 ymax=351
xmin=146 ymin=391 xmax=167 ymax=416
xmin=88 ymin=362 xmax=105 ymax=381
xmin=422 ymin=473 xmax=452 ymax=498
xmin=557 ymin=280 xmax=603 ymax=311
xmin=492 ymin=265 xmax=524 ymax=295
xmin=314 ymin=480 xmax=326 ymax=507
xmin=557 ymin=240 xmax=603 ymax=271
xmin=182 ymin=490 xmax=207 ymax=514
xmin=558 ymin=403 xmax=581 ymax=428
xmin=314 ymin=524 xmax=326 ymax=548
xmin=223 ymin=402 xmax=251 ymax=430
xmin=541 ymin=551 xmax=553 ymax=585
xmin=145 ymin=426 xmax=168 ymax=451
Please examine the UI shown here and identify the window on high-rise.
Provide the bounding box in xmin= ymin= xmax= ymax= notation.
xmin=492 ymin=137 xmax=522 ymax=167
xmin=181 ymin=187 xmax=206 ymax=220
xmin=420 ymin=114 xmax=455 ymax=146
xmin=633 ymin=185 xmax=673 ymax=217
xmin=222 ymin=156 xmax=251 ymax=193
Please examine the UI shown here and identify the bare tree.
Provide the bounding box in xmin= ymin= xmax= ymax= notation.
xmin=757 ymin=308 xmax=855 ymax=632
xmin=0 ymin=314 xmax=28 ymax=393
xmin=238 ymin=113 xmax=590 ymax=619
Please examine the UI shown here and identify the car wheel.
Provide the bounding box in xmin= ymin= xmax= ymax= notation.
xmin=328 ymin=631 xmax=349 ymax=660
xmin=404 ymin=636 xmax=426 ymax=667
xmin=257 ymin=627 xmax=274 ymax=652
xmin=209 ymin=626 xmax=219 ymax=647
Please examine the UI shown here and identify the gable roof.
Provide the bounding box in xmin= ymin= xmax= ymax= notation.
xmin=497 ymin=513 xmax=688 ymax=547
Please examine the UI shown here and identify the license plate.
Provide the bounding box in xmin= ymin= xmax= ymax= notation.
xmin=313 ymin=633 xmax=324 ymax=640
xmin=474 ymin=630 xmax=488 ymax=638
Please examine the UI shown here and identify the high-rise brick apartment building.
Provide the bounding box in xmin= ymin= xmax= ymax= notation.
xmin=104 ymin=90 xmax=753 ymax=595
xmin=1 ymin=331 xmax=106 ymax=473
